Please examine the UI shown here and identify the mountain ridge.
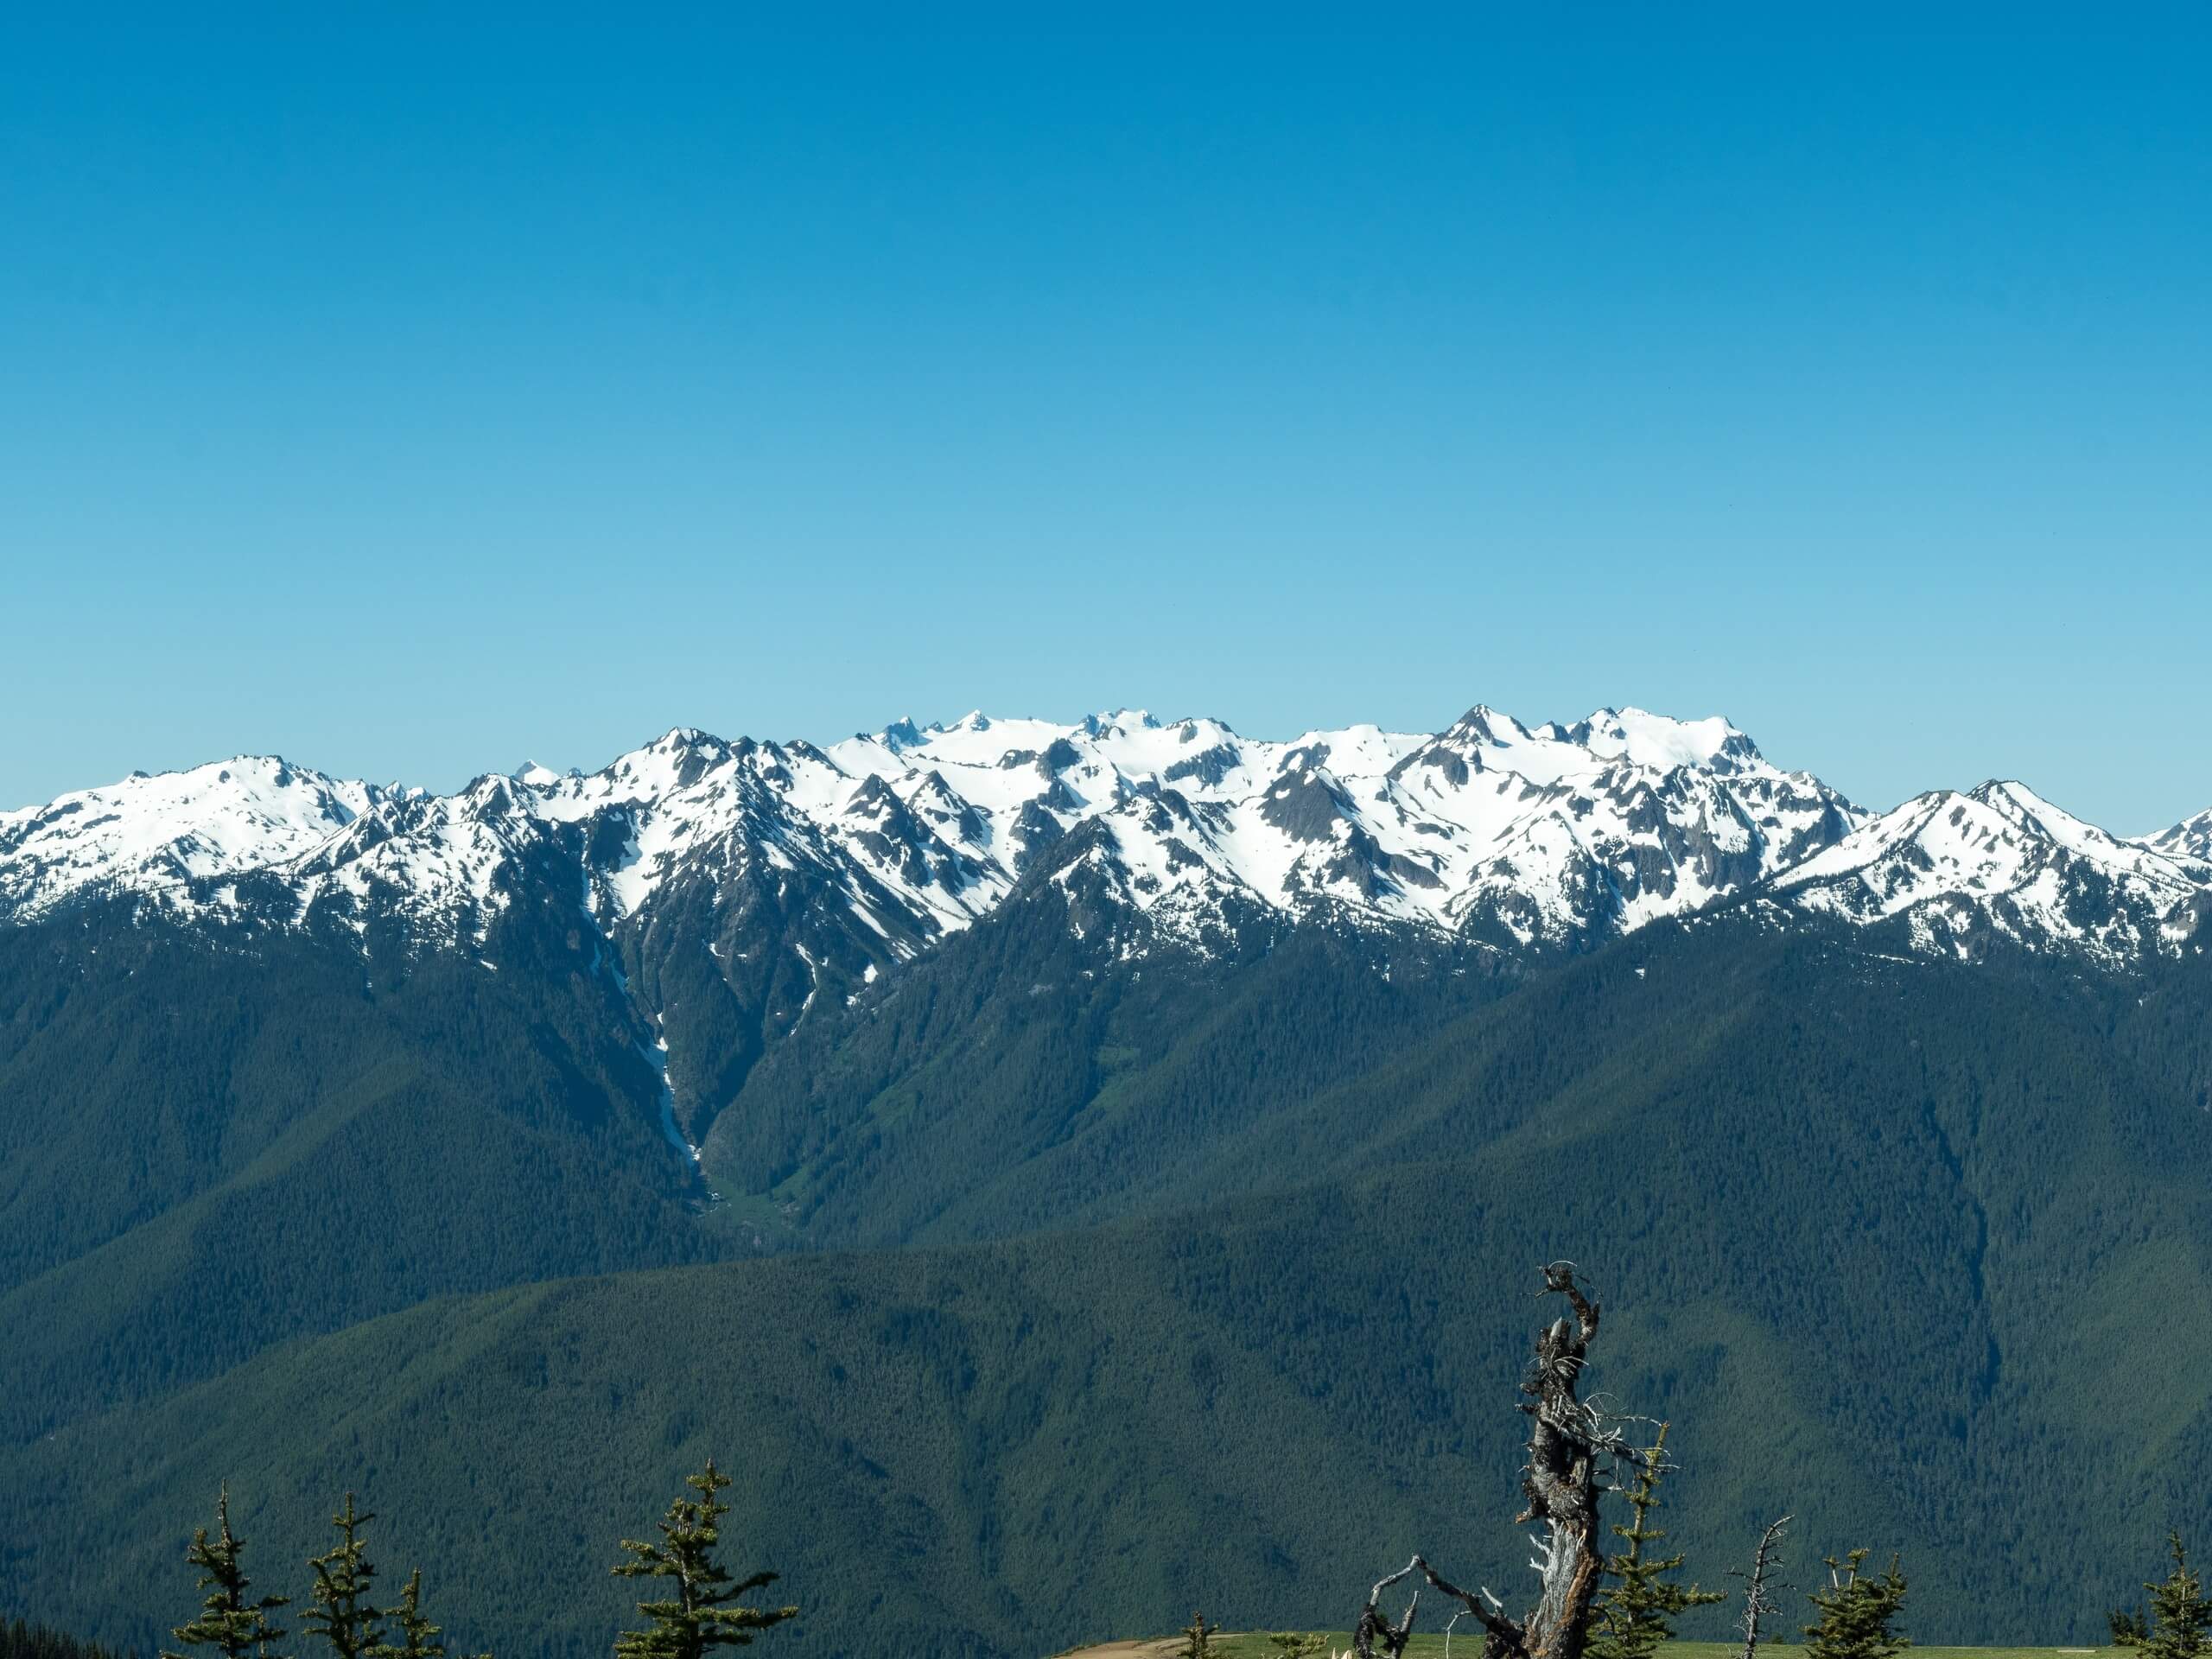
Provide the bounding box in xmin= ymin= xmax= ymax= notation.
xmin=5 ymin=717 xmax=2212 ymax=1658
xmin=8 ymin=915 xmax=2212 ymax=1657
xmin=8 ymin=706 xmax=2203 ymax=976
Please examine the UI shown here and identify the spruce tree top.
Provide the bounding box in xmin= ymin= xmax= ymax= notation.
xmin=1802 ymin=1549 xmax=1910 ymax=1659
xmin=303 ymin=1494 xmax=385 ymax=1659
xmin=612 ymin=1459 xmax=797 ymax=1659
xmin=162 ymin=1485 xmax=290 ymax=1659
xmin=2144 ymin=1533 xmax=2209 ymax=1659
xmin=369 ymin=1573 xmax=442 ymax=1659
xmin=1587 ymin=1423 xmax=1724 ymax=1659
xmin=369 ymin=1567 xmax=487 ymax=1659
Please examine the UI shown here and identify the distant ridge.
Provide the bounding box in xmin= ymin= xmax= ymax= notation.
xmin=5 ymin=703 xmax=2204 ymax=972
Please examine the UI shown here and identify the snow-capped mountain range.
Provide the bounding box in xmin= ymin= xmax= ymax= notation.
xmin=3 ymin=706 xmax=2208 ymax=975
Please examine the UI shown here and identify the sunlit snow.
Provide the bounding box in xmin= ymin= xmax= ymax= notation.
xmin=4 ymin=705 xmax=2205 ymax=970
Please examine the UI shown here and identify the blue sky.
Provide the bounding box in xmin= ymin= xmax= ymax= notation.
xmin=4 ymin=9 xmax=2208 ymax=830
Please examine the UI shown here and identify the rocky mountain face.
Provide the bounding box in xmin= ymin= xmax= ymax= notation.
xmin=3 ymin=705 xmax=2208 ymax=1135
xmin=1770 ymin=781 xmax=2212 ymax=967
xmin=0 ymin=704 xmax=1869 ymax=945
xmin=7 ymin=705 xmax=2209 ymax=969
xmin=2147 ymin=805 xmax=2212 ymax=863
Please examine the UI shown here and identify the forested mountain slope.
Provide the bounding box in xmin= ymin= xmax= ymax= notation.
xmin=4 ymin=923 xmax=2210 ymax=1659
xmin=702 ymin=887 xmax=2212 ymax=1253
xmin=0 ymin=900 xmax=713 ymax=1440
xmin=4 ymin=708 xmax=2209 ymax=1659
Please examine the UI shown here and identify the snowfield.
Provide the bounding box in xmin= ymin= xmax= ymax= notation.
xmin=2 ymin=705 xmax=2205 ymax=968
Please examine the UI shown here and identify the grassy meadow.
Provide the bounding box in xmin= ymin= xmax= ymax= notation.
xmin=1053 ymin=1643 xmax=2116 ymax=1659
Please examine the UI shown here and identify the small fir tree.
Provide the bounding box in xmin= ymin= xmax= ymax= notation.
xmin=302 ymin=1495 xmax=385 ymax=1659
xmin=2113 ymin=1608 xmax=2152 ymax=1647
xmin=1802 ymin=1549 xmax=1909 ymax=1659
xmin=2144 ymin=1534 xmax=2209 ymax=1659
xmin=370 ymin=1568 xmax=488 ymax=1659
xmin=372 ymin=1572 xmax=441 ymax=1659
xmin=1587 ymin=1424 xmax=1725 ymax=1659
xmin=1175 ymin=1612 xmax=1218 ymax=1659
xmin=163 ymin=1485 xmax=290 ymax=1659
xmin=612 ymin=1459 xmax=797 ymax=1659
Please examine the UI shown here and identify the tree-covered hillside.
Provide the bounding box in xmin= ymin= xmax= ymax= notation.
xmin=4 ymin=918 xmax=2210 ymax=1658
xmin=0 ymin=904 xmax=715 ymax=1440
xmin=699 ymin=866 xmax=1516 ymax=1249
xmin=704 ymin=893 xmax=2212 ymax=1263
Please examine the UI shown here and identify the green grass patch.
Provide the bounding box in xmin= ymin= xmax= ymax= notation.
xmin=1056 ymin=1643 xmax=2121 ymax=1659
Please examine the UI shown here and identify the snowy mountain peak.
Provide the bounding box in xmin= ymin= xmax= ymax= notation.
xmin=1574 ymin=707 xmax=1758 ymax=772
xmin=1774 ymin=780 xmax=2209 ymax=964
xmin=2143 ymin=805 xmax=2212 ymax=864
xmin=1081 ymin=709 xmax=1161 ymax=736
xmin=1446 ymin=704 xmax=1533 ymax=746
xmin=646 ymin=726 xmax=719 ymax=758
xmin=3 ymin=704 xmax=2202 ymax=971
xmin=0 ymin=755 xmax=384 ymax=921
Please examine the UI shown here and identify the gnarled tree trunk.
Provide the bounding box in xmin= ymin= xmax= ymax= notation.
xmin=1516 ymin=1262 xmax=1605 ymax=1659
xmin=1352 ymin=1263 xmax=1633 ymax=1659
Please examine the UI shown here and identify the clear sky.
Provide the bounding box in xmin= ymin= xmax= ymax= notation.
xmin=4 ymin=8 xmax=2208 ymax=831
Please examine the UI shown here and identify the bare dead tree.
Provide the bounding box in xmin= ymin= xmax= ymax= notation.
xmin=1347 ymin=1561 xmax=1422 ymax=1659
xmin=1731 ymin=1515 xmax=1793 ymax=1659
xmin=1349 ymin=1263 xmax=1660 ymax=1659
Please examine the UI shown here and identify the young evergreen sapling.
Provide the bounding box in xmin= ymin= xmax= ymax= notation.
xmin=1586 ymin=1423 xmax=1724 ymax=1659
xmin=370 ymin=1568 xmax=487 ymax=1659
xmin=163 ymin=1485 xmax=291 ymax=1659
xmin=2143 ymin=1534 xmax=2209 ymax=1659
xmin=1802 ymin=1549 xmax=1909 ymax=1659
xmin=302 ymin=1495 xmax=385 ymax=1659
xmin=612 ymin=1459 xmax=797 ymax=1659
xmin=1176 ymin=1612 xmax=1218 ymax=1659
xmin=371 ymin=1573 xmax=440 ymax=1659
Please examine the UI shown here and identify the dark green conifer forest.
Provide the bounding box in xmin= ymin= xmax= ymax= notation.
xmin=3 ymin=1624 xmax=135 ymax=1659
xmin=3 ymin=893 xmax=2212 ymax=1658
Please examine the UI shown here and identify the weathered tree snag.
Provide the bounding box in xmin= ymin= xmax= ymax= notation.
xmin=1732 ymin=1516 xmax=1792 ymax=1659
xmin=1352 ymin=1264 xmax=1653 ymax=1659
xmin=1349 ymin=1562 xmax=1422 ymax=1659
xmin=1514 ymin=1262 xmax=1608 ymax=1659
